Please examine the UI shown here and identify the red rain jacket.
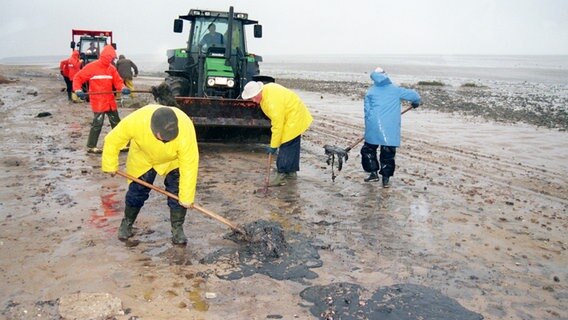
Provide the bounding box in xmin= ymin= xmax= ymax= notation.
xmin=72 ymin=45 xmax=125 ymax=112
xmin=59 ymin=59 xmax=69 ymax=78
xmin=67 ymin=50 xmax=82 ymax=81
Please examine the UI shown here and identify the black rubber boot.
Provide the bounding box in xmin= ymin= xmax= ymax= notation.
xmin=364 ymin=171 xmax=380 ymax=182
xmin=269 ymin=173 xmax=287 ymax=187
xmin=86 ymin=113 xmax=104 ymax=148
xmin=170 ymin=208 xmax=188 ymax=245
xmin=118 ymin=206 xmax=140 ymax=240
xmin=382 ymin=176 xmax=391 ymax=188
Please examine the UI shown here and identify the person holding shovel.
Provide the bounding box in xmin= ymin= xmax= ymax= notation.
xmin=241 ymin=81 xmax=313 ymax=186
xmin=361 ymin=67 xmax=421 ymax=188
xmin=72 ymin=45 xmax=130 ymax=154
xmin=101 ymin=105 xmax=199 ymax=245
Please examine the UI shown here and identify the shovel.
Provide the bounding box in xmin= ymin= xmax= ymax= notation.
xmin=323 ymin=105 xmax=414 ymax=181
xmin=83 ymin=89 xmax=153 ymax=95
xmin=256 ymin=153 xmax=272 ymax=197
xmin=115 ymin=171 xmax=247 ymax=236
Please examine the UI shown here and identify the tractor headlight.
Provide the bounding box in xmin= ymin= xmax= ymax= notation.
xmin=206 ymin=77 xmax=235 ymax=87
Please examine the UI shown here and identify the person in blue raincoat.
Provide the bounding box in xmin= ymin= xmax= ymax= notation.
xmin=361 ymin=67 xmax=421 ymax=187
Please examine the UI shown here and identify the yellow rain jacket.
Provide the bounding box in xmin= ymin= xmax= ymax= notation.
xmin=101 ymin=105 xmax=199 ymax=204
xmin=260 ymin=83 xmax=313 ymax=148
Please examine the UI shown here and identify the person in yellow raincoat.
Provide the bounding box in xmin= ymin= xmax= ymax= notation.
xmin=242 ymin=81 xmax=313 ymax=186
xmin=101 ymin=105 xmax=199 ymax=245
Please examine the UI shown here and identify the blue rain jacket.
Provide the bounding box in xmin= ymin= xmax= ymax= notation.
xmin=364 ymin=71 xmax=421 ymax=147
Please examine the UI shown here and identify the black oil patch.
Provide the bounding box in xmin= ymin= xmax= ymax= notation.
xmin=200 ymin=220 xmax=322 ymax=282
xmin=300 ymin=282 xmax=484 ymax=320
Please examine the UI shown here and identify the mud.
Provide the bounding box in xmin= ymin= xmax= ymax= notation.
xmin=201 ymin=220 xmax=322 ymax=282
xmin=1 ymin=64 xmax=567 ymax=319
xmin=229 ymin=219 xmax=288 ymax=259
xmin=300 ymin=282 xmax=483 ymax=320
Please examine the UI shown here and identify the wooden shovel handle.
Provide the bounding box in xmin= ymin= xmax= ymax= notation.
xmin=264 ymin=153 xmax=272 ymax=191
xmin=85 ymin=90 xmax=152 ymax=95
xmin=115 ymin=171 xmax=245 ymax=234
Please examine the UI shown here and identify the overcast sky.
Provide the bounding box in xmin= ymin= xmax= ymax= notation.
xmin=1 ymin=0 xmax=567 ymax=59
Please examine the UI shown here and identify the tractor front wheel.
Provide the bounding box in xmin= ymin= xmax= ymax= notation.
xmin=165 ymin=76 xmax=190 ymax=97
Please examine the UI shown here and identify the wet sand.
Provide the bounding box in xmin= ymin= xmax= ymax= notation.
xmin=0 ymin=64 xmax=566 ymax=319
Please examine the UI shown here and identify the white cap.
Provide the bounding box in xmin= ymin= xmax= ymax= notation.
xmin=241 ymin=81 xmax=264 ymax=100
xmin=374 ymin=66 xmax=385 ymax=73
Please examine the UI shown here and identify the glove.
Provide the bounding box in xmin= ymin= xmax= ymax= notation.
xmin=411 ymin=102 xmax=420 ymax=109
xmin=75 ymin=90 xmax=85 ymax=99
xmin=265 ymin=146 xmax=278 ymax=154
xmin=121 ymin=87 xmax=131 ymax=95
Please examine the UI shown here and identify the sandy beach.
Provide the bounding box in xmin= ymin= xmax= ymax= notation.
xmin=0 ymin=64 xmax=567 ymax=319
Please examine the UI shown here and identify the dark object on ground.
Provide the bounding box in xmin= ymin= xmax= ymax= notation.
xmin=151 ymin=82 xmax=178 ymax=107
xmin=201 ymin=220 xmax=322 ymax=282
xmin=230 ymin=219 xmax=287 ymax=259
xmin=36 ymin=112 xmax=52 ymax=118
xmin=300 ymin=282 xmax=484 ymax=320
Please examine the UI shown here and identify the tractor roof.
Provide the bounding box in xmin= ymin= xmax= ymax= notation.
xmin=179 ymin=9 xmax=258 ymax=25
xmin=72 ymin=29 xmax=113 ymax=38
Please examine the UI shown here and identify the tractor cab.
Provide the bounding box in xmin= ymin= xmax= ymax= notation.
xmin=70 ymin=29 xmax=116 ymax=66
xmin=169 ymin=8 xmax=267 ymax=99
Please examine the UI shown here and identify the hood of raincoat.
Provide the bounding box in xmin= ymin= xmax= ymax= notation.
xmin=71 ymin=50 xmax=80 ymax=60
xmin=370 ymin=70 xmax=392 ymax=87
xmin=99 ymin=45 xmax=117 ymax=67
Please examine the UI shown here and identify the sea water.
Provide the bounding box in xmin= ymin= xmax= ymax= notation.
xmin=4 ymin=54 xmax=566 ymax=84
xmin=3 ymin=53 xmax=566 ymax=101
xmin=261 ymin=54 xmax=568 ymax=86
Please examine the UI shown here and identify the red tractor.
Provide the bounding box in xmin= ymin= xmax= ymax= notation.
xmin=70 ymin=29 xmax=116 ymax=66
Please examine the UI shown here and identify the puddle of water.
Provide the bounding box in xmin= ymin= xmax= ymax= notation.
xmin=188 ymin=278 xmax=209 ymax=312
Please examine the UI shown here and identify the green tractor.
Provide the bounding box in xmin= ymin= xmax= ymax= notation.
xmin=163 ymin=6 xmax=274 ymax=142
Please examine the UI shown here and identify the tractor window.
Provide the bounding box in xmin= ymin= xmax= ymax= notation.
xmin=192 ymin=19 xmax=229 ymax=52
xmin=191 ymin=19 xmax=245 ymax=56
xmin=226 ymin=21 xmax=245 ymax=55
xmin=79 ymin=39 xmax=108 ymax=56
